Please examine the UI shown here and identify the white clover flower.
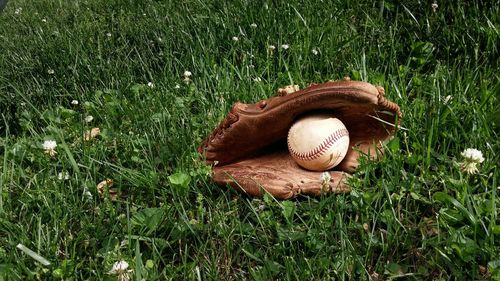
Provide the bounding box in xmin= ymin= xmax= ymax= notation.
xmin=120 ymin=240 xmax=129 ymax=248
xmin=42 ymin=140 xmax=57 ymax=150
xmin=82 ymin=187 xmax=93 ymax=201
xmin=147 ymin=82 xmax=154 ymax=88
xmin=268 ymin=45 xmax=276 ymax=51
xmin=431 ymin=3 xmax=438 ymax=12
xmin=42 ymin=140 xmax=57 ymax=156
xmin=183 ymin=71 xmax=192 ymax=82
xmin=442 ymin=95 xmax=452 ymax=105
xmin=71 ymin=100 xmax=79 ymax=105
xmin=459 ymin=148 xmax=484 ymax=174
xmin=110 ymin=260 xmax=129 ymax=273
xmin=250 ymin=23 xmax=257 ymax=28
xmin=281 ymin=44 xmax=289 ymax=50
xmin=41 ymin=18 xmax=47 ymax=23
xmin=85 ymin=115 xmax=94 ymax=123
xmin=312 ymin=48 xmax=319 ymax=55
xmin=47 ymin=69 xmax=55 ymax=75
xmin=106 ymin=32 xmax=112 ymax=37
xmin=174 ymin=84 xmax=180 ymax=89
xmin=58 ymin=172 xmax=70 ymax=180
xmin=109 ymin=260 xmax=131 ymax=281
xmin=320 ymin=172 xmax=331 ymax=191
xmin=461 ymin=148 xmax=484 ymax=163
xmin=232 ymin=36 xmax=239 ymax=42
xmin=15 ymin=8 xmax=22 ymax=14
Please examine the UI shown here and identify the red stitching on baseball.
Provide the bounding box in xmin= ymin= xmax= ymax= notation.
xmin=288 ymin=128 xmax=349 ymax=161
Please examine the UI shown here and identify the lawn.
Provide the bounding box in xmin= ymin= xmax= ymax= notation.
xmin=0 ymin=0 xmax=498 ymax=280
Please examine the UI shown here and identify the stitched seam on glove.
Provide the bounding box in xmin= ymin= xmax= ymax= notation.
xmin=288 ymin=128 xmax=349 ymax=161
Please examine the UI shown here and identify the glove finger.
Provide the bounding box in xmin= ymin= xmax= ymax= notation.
xmin=213 ymin=149 xmax=351 ymax=199
xmin=337 ymin=141 xmax=381 ymax=173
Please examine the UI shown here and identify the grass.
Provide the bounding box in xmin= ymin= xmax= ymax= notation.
xmin=0 ymin=0 xmax=498 ymax=280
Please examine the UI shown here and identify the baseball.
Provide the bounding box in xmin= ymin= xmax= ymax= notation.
xmin=287 ymin=114 xmax=350 ymax=171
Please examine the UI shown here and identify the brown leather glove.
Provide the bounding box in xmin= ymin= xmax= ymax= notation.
xmin=198 ymin=79 xmax=401 ymax=199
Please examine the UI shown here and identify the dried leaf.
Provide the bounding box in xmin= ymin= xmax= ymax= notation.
xmin=97 ymin=179 xmax=117 ymax=200
xmin=277 ymin=85 xmax=300 ymax=96
xmin=84 ymin=127 xmax=101 ymax=141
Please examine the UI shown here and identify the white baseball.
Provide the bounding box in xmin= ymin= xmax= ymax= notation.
xmin=287 ymin=114 xmax=350 ymax=171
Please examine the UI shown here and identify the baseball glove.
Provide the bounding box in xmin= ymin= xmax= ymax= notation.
xmin=198 ymin=78 xmax=401 ymax=199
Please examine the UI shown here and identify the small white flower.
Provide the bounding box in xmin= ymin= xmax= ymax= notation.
xmin=320 ymin=172 xmax=331 ymax=191
xmin=268 ymin=45 xmax=276 ymax=51
xmin=85 ymin=115 xmax=94 ymax=123
xmin=58 ymin=172 xmax=70 ymax=180
xmin=109 ymin=261 xmax=129 ymax=274
xmin=459 ymin=148 xmax=484 ymax=174
xmin=42 ymin=140 xmax=57 ymax=150
xmin=15 ymin=8 xmax=22 ymax=14
xmin=147 ymin=82 xmax=154 ymax=88
xmin=232 ymin=36 xmax=239 ymax=42
xmin=174 ymin=84 xmax=180 ymax=89
xmin=41 ymin=18 xmax=47 ymax=23
xmin=120 ymin=240 xmax=129 ymax=247
xmin=461 ymin=148 xmax=484 ymax=163
xmin=281 ymin=44 xmax=289 ymax=50
xmin=82 ymin=186 xmax=93 ymax=200
xmin=143 ymin=13 xmax=147 ymax=16
xmin=47 ymin=69 xmax=55 ymax=75
xmin=71 ymin=100 xmax=79 ymax=105
xmin=183 ymin=71 xmax=192 ymax=82
xmin=109 ymin=260 xmax=131 ymax=281
xmin=42 ymin=140 xmax=57 ymax=156
xmin=312 ymin=48 xmax=319 ymax=55
xmin=106 ymin=32 xmax=112 ymax=37
xmin=442 ymin=95 xmax=452 ymax=105
xmin=431 ymin=3 xmax=438 ymax=12
xmin=250 ymin=23 xmax=257 ymax=28
xmin=253 ymin=77 xmax=262 ymax=82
